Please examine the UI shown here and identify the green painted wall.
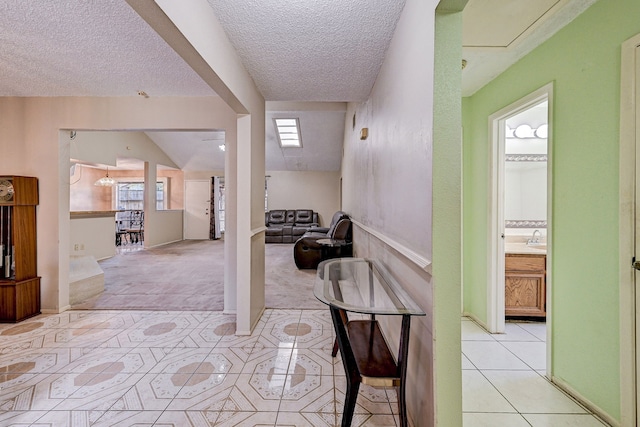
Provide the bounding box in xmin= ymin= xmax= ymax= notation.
xmin=462 ymin=0 xmax=640 ymax=421
xmin=433 ymin=7 xmax=465 ymax=427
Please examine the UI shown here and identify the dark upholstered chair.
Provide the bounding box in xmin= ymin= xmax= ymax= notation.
xmin=293 ymin=211 xmax=352 ymax=269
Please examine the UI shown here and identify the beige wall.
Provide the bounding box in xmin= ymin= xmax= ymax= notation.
xmin=70 ymin=215 xmax=115 ymax=260
xmin=70 ymin=166 xmax=112 ymax=211
xmin=341 ymin=0 xmax=463 ymax=425
xmin=266 ymin=171 xmax=340 ymax=227
xmin=69 ymin=167 xmax=185 ymax=211
xmin=0 ymin=96 xmax=236 ymax=314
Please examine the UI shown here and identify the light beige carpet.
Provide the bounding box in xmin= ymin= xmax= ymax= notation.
xmin=72 ymin=239 xmax=325 ymax=311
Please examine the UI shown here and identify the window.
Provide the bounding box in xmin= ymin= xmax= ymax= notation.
xmin=116 ymin=180 xmax=166 ymax=211
xmin=117 ymin=182 xmax=144 ymax=211
xmin=274 ymin=118 xmax=302 ymax=148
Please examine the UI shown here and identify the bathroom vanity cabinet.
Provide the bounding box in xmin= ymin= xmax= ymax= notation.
xmin=505 ymin=253 xmax=546 ymax=317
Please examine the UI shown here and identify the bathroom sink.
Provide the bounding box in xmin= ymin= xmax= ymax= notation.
xmin=526 ymin=243 xmax=547 ymax=250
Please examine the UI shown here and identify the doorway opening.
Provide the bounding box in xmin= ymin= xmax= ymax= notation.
xmin=487 ymin=83 xmax=553 ymax=375
xmin=67 ymin=129 xmax=226 ymax=311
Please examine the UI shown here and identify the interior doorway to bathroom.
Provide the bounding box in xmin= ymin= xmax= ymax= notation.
xmin=487 ymin=83 xmax=553 ymax=374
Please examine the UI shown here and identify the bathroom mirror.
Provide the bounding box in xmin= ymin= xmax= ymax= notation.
xmin=504 ymin=102 xmax=548 ymax=229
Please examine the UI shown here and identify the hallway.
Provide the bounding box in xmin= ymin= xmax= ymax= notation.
xmin=462 ymin=317 xmax=607 ymax=426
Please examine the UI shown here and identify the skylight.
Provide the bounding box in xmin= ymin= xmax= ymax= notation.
xmin=274 ymin=118 xmax=302 ymax=148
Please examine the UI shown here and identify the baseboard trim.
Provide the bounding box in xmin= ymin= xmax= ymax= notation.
xmin=41 ymin=305 xmax=72 ymax=314
xmin=351 ymin=220 xmax=432 ymax=272
xmin=461 ymin=311 xmax=490 ymax=332
xmin=551 ymin=376 xmax=619 ymax=427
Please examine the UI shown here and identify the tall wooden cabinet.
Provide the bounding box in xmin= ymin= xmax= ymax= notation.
xmin=0 ymin=176 xmax=40 ymax=322
xmin=505 ymin=253 xmax=546 ymax=317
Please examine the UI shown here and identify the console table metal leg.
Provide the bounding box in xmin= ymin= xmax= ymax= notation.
xmin=342 ymin=376 xmax=360 ymax=427
xmin=330 ymin=305 xmax=361 ymax=427
xmin=397 ymin=315 xmax=411 ymax=427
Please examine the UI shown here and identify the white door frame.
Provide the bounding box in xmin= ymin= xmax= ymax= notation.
xmin=487 ymin=83 xmax=554 ymax=357
xmin=619 ymin=32 xmax=640 ymax=427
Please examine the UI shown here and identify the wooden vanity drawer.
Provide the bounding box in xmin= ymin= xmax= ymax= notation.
xmin=505 ymin=253 xmax=546 ymax=317
xmin=505 ymin=254 xmax=545 ymax=272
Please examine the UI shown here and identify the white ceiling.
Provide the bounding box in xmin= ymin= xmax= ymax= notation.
xmin=0 ymin=0 xmax=595 ymax=171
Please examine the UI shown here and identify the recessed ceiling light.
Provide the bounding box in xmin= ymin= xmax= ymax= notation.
xmin=274 ymin=118 xmax=302 ymax=148
xmin=219 ymin=144 xmax=226 ymax=151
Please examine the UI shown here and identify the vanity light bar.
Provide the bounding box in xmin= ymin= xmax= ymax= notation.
xmin=506 ymin=124 xmax=548 ymax=139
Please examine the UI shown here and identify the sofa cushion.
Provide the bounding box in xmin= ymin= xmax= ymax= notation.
xmin=286 ymin=210 xmax=296 ymax=224
xmin=267 ymin=210 xmax=287 ymax=224
xmin=292 ymin=226 xmax=311 ymax=237
xmin=265 ymin=226 xmax=284 ymax=236
xmin=294 ymin=209 xmax=314 ymax=224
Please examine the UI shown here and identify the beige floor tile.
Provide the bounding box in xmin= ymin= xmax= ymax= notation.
xmin=167 ymin=374 xmax=238 ymax=412
xmin=214 ymin=410 xmax=279 ymax=426
xmin=22 ymin=409 xmax=105 ymax=426
xmin=91 ymin=410 xmax=163 ymax=426
xmin=0 ymin=410 xmax=48 ymax=425
xmin=334 ymin=377 xmax=395 ymax=416
xmin=242 ymin=347 xmax=294 ymax=375
xmin=154 ymin=409 xmax=221 ymax=425
xmin=279 ymin=374 xmax=336 ymax=413
xmin=223 ymin=373 xmax=284 ymax=412
xmin=276 ymin=411 xmax=337 ymax=426
xmin=289 ymin=348 xmax=335 ymax=376
xmin=51 ymin=373 xmax=145 ymax=411
xmin=167 ymin=372 xmax=237 ymax=410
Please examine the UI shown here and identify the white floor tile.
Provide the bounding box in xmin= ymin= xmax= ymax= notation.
xmin=462 ymin=370 xmax=515 ymax=413
xmin=462 ymin=341 xmax=530 ymax=370
xmin=501 ymin=341 xmax=546 ymax=370
xmin=462 ymin=354 xmax=475 ymax=369
xmin=523 ymin=413 xmax=608 ymax=426
xmin=482 ymin=370 xmax=588 ymax=414
xmin=494 ymin=323 xmax=543 ymax=342
xmin=462 ymin=320 xmax=494 ymax=341
xmin=463 ymin=412 xmax=531 ymax=427
xmin=517 ymin=322 xmax=547 ymax=342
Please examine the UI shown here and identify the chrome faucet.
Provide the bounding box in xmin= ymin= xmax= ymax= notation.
xmin=527 ymin=229 xmax=541 ymax=245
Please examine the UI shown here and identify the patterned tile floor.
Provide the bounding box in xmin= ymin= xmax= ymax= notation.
xmin=0 ymin=309 xmax=399 ymax=427
xmin=2 ymin=310 xmax=611 ymax=426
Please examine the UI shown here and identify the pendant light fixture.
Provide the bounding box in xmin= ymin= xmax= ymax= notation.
xmin=94 ymin=167 xmax=116 ymax=187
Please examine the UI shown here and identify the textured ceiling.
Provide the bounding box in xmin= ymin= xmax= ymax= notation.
xmin=205 ymin=0 xmax=406 ymax=102
xmin=0 ymin=0 xmax=594 ymax=171
xmin=0 ymin=0 xmax=214 ymax=96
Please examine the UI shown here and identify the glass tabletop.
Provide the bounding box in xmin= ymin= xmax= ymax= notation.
xmin=314 ymin=258 xmax=426 ymax=316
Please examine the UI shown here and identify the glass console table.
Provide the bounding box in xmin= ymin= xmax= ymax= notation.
xmin=314 ymin=258 xmax=426 ymax=427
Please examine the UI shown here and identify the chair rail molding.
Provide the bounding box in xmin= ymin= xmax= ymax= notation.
xmin=351 ymin=219 xmax=432 ymax=273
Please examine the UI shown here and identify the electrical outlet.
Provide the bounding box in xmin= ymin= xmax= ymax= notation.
xmin=74 ymin=244 xmax=79 ymax=251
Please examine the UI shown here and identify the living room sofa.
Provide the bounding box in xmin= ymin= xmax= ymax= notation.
xmin=293 ymin=211 xmax=352 ymax=269
xmin=265 ymin=209 xmax=320 ymax=243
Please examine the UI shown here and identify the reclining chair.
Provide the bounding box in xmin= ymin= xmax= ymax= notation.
xmin=293 ymin=211 xmax=352 ymax=269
